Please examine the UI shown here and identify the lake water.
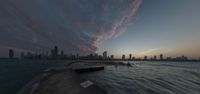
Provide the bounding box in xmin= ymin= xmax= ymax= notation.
xmin=81 ymin=61 xmax=200 ymax=94
xmin=0 ymin=60 xmax=200 ymax=94
xmin=0 ymin=59 xmax=65 ymax=94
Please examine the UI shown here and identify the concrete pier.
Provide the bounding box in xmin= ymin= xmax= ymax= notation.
xmin=17 ymin=62 xmax=106 ymax=94
xmin=69 ymin=62 xmax=104 ymax=73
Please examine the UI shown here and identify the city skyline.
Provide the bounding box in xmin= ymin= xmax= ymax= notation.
xmin=0 ymin=0 xmax=200 ymax=59
xmin=4 ymin=46 xmax=196 ymax=61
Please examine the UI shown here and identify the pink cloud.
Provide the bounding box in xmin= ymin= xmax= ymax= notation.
xmin=93 ymin=0 xmax=143 ymax=52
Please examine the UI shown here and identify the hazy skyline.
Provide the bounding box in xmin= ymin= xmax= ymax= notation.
xmin=0 ymin=0 xmax=200 ymax=59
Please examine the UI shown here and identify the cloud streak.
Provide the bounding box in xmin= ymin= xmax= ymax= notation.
xmin=90 ymin=0 xmax=143 ymax=52
xmin=0 ymin=0 xmax=143 ymax=55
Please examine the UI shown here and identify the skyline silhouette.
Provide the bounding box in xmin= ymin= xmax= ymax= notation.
xmin=0 ymin=0 xmax=200 ymax=59
xmin=3 ymin=46 xmax=199 ymax=61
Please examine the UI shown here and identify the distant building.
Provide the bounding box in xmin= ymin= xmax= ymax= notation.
xmin=166 ymin=57 xmax=172 ymax=60
xmin=54 ymin=46 xmax=58 ymax=58
xmin=181 ymin=55 xmax=188 ymax=61
xmin=132 ymin=57 xmax=135 ymax=60
xmin=93 ymin=53 xmax=99 ymax=59
xmin=9 ymin=49 xmax=14 ymax=59
xmin=103 ymin=51 xmax=107 ymax=59
xmin=160 ymin=54 xmax=163 ymax=60
xmin=76 ymin=53 xmax=79 ymax=60
xmin=60 ymin=50 xmax=64 ymax=59
xmin=154 ymin=56 xmax=157 ymax=60
xmin=144 ymin=56 xmax=148 ymax=60
xmin=176 ymin=56 xmax=181 ymax=61
xmin=110 ymin=55 xmax=114 ymax=60
xmin=122 ymin=54 xmax=125 ymax=60
xmin=94 ymin=53 xmax=98 ymax=57
xmin=61 ymin=51 xmax=64 ymax=56
xmin=129 ymin=54 xmax=132 ymax=60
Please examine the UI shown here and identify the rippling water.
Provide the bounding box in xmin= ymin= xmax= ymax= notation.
xmin=0 ymin=59 xmax=65 ymax=94
xmin=1 ymin=60 xmax=200 ymax=94
xmin=81 ymin=62 xmax=200 ymax=94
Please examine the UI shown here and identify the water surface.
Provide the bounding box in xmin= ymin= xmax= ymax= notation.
xmin=0 ymin=59 xmax=66 ymax=94
xmin=81 ymin=61 xmax=200 ymax=94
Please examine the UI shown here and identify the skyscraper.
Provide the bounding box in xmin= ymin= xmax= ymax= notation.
xmin=54 ymin=46 xmax=58 ymax=57
xmin=144 ymin=56 xmax=148 ymax=60
xmin=76 ymin=53 xmax=79 ymax=60
xmin=9 ymin=49 xmax=14 ymax=59
xmin=129 ymin=54 xmax=132 ymax=60
xmin=110 ymin=55 xmax=114 ymax=60
xmin=103 ymin=51 xmax=107 ymax=59
xmin=51 ymin=46 xmax=59 ymax=59
xmin=60 ymin=50 xmax=64 ymax=59
xmin=122 ymin=54 xmax=125 ymax=60
xmin=160 ymin=54 xmax=163 ymax=60
xmin=154 ymin=56 xmax=157 ymax=60
xmin=132 ymin=57 xmax=135 ymax=60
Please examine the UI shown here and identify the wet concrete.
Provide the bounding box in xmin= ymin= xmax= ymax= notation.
xmin=17 ymin=62 xmax=106 ymax=94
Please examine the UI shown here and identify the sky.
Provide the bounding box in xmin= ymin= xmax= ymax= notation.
xmin=0 ymin=0 xmax=200 ymax=59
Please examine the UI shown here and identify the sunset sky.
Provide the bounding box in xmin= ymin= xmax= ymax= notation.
xmin=101 ymin=0 xmax=200 ymax=59
xmin=0 ymin=0 xmax=200 ymax=59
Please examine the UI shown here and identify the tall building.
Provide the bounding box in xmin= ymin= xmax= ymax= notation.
xmin=103 ymin=51 xmax=107 ymax=59
xmin=132 ymin=57 xmax=135 ymax=60
xmin=129 ymin=54 xmax=132 ymax=60
xmin=76 ymin=53 xmax=79 ymax=60
xmin=160 ymin=54 xmax=163 ymax=60
xmin=154 ymin=56 xmax=157 ymax=60
xmin=54 ymin=46 xmax=58 ymax=58
xmin=122 ymin=54 xmax=125 ymax=60
xmin=9 ymin=49 xmax=14 ymax=59
xmin=181 ymin=55 xmax=188 ymax=61
xmin=94 ymin=53 xmax=98 ymax=59
xmin=166 ymin=57 xmax=172 ymax=60
xmin=60 ymin=50 xmax=64 ymax=59
xmin=110 ymin=55 xmax=114 ymax=60
xmin=94 ymin=53 xmax=98 ymax=57
xmin=144 ymin=56 xmax=148 ymax=60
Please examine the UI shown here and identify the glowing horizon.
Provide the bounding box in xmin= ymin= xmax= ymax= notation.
xmin=0 ymin=0 xmax=200 ymax=59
